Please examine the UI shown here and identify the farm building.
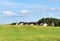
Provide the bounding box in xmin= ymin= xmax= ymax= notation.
xmin=16 ymin=22 xmax=38 ymax=25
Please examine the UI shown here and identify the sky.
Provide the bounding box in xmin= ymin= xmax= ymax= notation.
xmin=0 ymin=0 xmax=60 ymax=24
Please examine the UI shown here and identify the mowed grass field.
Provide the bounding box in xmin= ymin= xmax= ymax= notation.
xmin=0 ymin=25 xmax=60 ymax=41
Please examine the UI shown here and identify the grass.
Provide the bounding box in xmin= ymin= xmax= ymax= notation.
xmin=0 ymin=25 xmax=60 ymax=41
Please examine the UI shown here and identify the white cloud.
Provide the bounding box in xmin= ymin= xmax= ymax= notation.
xmin=37 ymin=8 xmax=60 ymax=13
xmin=2 ymin=10 xmax=32 ymax=16
xmin=0 ymin=0 xmax=14 ymax=6
xmin=2 ymin=8 xmax=60 ymax=16
xmin=46 ymin=8 xmax=60 ymax=12
xmin=2 ymin=11 xmax=19 ymax=16
xmin=1 ymin=2 xmax=12 ymax=5
xmin=20 ymin=10 xmax=31 ymax=14
xmin=48 ymin=14 xmax=54 ymax=16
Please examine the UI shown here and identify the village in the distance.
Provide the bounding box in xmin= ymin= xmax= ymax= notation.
xmin=11 ymin=18 xmax=60 ymax=27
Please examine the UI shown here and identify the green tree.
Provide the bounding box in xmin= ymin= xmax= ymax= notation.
xmin=11 ymin=23 xmax=16 ymax=25
xmin=38 ymin=18 xmax=60 ymax=26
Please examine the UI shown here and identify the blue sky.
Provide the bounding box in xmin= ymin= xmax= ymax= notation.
xmin=0 ymin=0 xmax=60 ymax=24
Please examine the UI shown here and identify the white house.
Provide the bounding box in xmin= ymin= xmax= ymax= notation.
xmin=20 ymin=23 xmax=24 ymax=25
xmin=43 ymin=23 xmax=48 ymax=26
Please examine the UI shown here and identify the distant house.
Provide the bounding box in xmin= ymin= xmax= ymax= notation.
xmin=43 ymin=23 xmax=48 ymax=26
xmin=23 ymin=22 xmax=28 ymax=25
xmin=40 ymin=23 xmax=48 ymax=26
xmin=16 ymin=22 xmax=18 ymax=25
xmin=40 ymin=23 xmax=44 ymax=26
xmin=51 ymin=22 xmax=54 ymax=26
xmin=16 ymin=22 xmax=38 ymax=25
xmin=18 ymin=22 xmax=24 ymax=25
xmin=28 ymin=22 xmax=38 ymax=25
xmin=16 ymin=22 xmax=48 ymax=26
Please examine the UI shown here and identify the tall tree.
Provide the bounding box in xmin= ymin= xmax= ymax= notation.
xmin=37 ymin=18 xmax=60 ymax=26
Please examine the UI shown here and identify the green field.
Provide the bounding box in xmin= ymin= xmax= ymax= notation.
xmin=0 ymin=25 xmax=60 ymax=41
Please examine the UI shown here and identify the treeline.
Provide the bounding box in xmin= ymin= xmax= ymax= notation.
xmin=38 ymin=18 xmax=60 ymax=26
xmin=11 ymin=18 xmax=60 ymax=26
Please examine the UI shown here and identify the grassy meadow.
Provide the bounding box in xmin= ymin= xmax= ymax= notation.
xmin=0 ymin=25 xmax=60 ymax=41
